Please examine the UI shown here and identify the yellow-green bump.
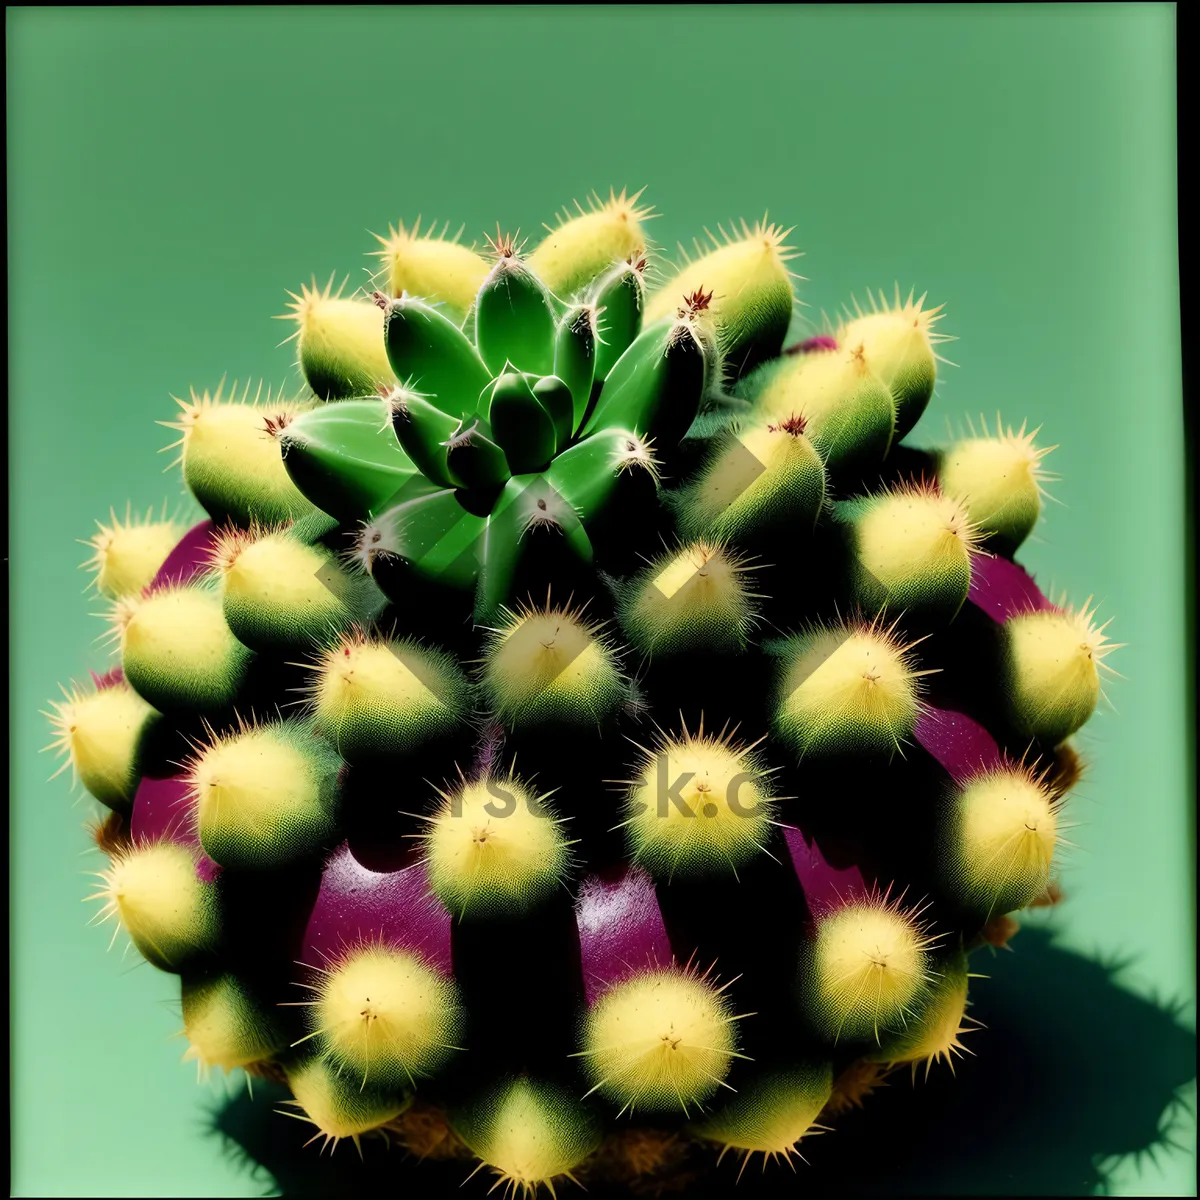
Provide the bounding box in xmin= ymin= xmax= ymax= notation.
xmin=938 ymin=765 xmax=1060 ymax=918
xmin=803 ymin=897 xmax=938 ymax=1050
xmin=691 ymin=1062 xmax=833 ymax=1173
xmin=837 ymin=288 xmax=949 ymax=439
xmin=677 ymin=416 xmax=826 ymax=544
xmin=284 ymin=1054 xmax=411 ymax=1152
xmin=867 ymin=949 xmax=976 ymax=1078
xmin=187 ymin=718 xmax=341 ymax=870
xmin=647 ymin=221 xmax=797 ymax=380
xmin=306 ymin=943 xmax=464 ymax=1088
xmin=449 ymin=1077 xmax=603 ymax=1199
xmin=1000 ymin=603 xmax=1116 ymax=744
xmin=44 ymin=677 xmax=159 ymax=809
xmin=480 ymin=600 xmax=628 ymax=729
xmin=181 ymin=971 xmax=289 ymax=1077
xmin=529 ymin=188 xmax=653 ymax=299
xmin=117 ymin=583 xmax=254 ymax=713
xmin=278 ymin=277 xmax=397 ymax=400
xmin=82 ymin=508 xmax=182 ymax=599
xmin=751 ymin=343 xmax=894 ymax=473
xmin=308 ymin=630 xmax=470 ymax=761
xmin=212 ymin=523 xmax=384 ymax=654
xmin=842 ymin=484 xmax=978 ymax=619
xmin=621 ymin=726 xmax=777 ymax=880
xmin=579 ymin=968 xmax=740 ymax=1115
xmin=372 ymin=218 xmax=490 ymax=318
xmin=616 ymin=541 xmax=760 ymax=657
xmin=87 ymin=839 xmax=219 ymax=971
xmin=162 ymin=381 xmax=317 ymax=525
xmin=936 ymin=419 xmax=1054 ymax=552
xmin=771 ymin=621 xmax=926 ymax=760
xmin=423 ymin=773 xmax=572 ymax=919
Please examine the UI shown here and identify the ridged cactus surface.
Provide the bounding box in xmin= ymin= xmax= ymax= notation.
xmin=48 ymin=188 xmax=1118 ymax=1195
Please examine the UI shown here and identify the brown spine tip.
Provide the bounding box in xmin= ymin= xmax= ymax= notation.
xmin=677 ymin=287 xmax=714 ymax=319
xmin=767 ymin=413 xmax=808 ymax=437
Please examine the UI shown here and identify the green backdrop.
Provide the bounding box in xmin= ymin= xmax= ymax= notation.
xmin=8 ymin=5 xmax=1194 ymax=1197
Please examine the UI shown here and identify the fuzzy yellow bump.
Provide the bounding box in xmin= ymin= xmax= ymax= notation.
xmin=312 ymin=944 xmax=462 ymax=1085
xmin=482 ymin=601 xmax=625 ymax=727
xmin=954 ymin=766 xmax=1059 ymax=910
xmin=372 ymin=217 xmax=490 ymax=316
xmin=870 ymin=955 xmax=976 ymax=1079
xmin=161 ymin=380 xmax=316 ymax=522
xmin=185 ymin=719 xmax=338 ymax=868
xmin=309 ymin=630 xmax=463 ymax=756
xmin=581 ymin=969 xmax=739 ymax=1114
xmin=284 ymin=1056 xmax=410 ymax=1150
xmin=82 ymin=508 xmax=181 ymax=599
xmin=530 ymin=187 xmax=654 ymax=298
xmin=424 ymin=774 xmax=571 ymax=919
xmin=622 ymin=726 xmax=776 ymax=879
xmin=87 ymin=840 xmax=217 ymax=970
xmin=776 ymin=621 xmax=926 ymax=758
xmin=837 ymin=286 xmax=951 ymax=436
xmin=692 ymin=1063 xmax=833 ymax=1168
xmin=938 ymin=418 xmax=1055 ymax=549
xmin=117 ymin=583 xmax=250 ymax=710
xmin=1003 ymin=601 xmax=1117 ymax=742
xmin=454 ymin=1078 xmax=601 ymax=1199
xmin=852 ymin=484 xmax=978 ymax=609
xmin=625 ymin=541 xmax=759 ymax=655
xmin=647 ymin=220 xmax=797 ymax=328
xmin=811 ymin=899 xmax=937 ymax=1045
xmin=277 ymin=276 xmax=397 ymax=400
xmin=181 ymin=974 xmax=285 ymax=1075
xmin=213 ymin=525 xmax=345 ymax=624
xmin=755 ymin=345 xmax=896 ymax=468
xmin=44 ymin=678 xmax=157 ymax=807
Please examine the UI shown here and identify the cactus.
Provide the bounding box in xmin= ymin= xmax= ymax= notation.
xmin=48 ymin=187 xmax=1119 ymax=1195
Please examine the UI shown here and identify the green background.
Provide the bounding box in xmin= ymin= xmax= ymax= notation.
xmin=8 ymin=5 xmax=1194 ymax=1196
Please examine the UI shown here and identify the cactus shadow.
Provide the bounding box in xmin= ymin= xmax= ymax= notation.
xmin=205 ymin=926 xmax=1196 ymax=1197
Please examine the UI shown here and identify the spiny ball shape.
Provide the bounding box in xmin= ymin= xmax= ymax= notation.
xmin=49 ymin=187 xmax=1117 ymax=1195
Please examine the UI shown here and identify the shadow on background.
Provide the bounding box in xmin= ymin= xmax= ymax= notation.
xmin=206 ymin=927 xmax=1196 ymax=1198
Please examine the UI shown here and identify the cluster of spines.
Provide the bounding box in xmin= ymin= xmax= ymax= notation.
xmin=45 ymin=186 xmax=1116 ymax=1196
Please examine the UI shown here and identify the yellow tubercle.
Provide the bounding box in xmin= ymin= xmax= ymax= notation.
xmin=581 ymin=969 xmax=738 ymax=1114
xmin=120 ymin=585 xmax=241 ymax=675
xmin=424 ymin=774 xmax=570 ymax=917
xmin=277 ymin=276 xmax=396 ymax=396
xmin=215 ymin=527 xmax=343 ymax=619
xmin=82 ymin=508 xmax=181 ymax=599
xmin=314 ymin=944 xmax=460 ymax=1084
xmin=372 ymin=218 xmax=489 ymax=315
xmin=312 ymin=633 xmax=444 ymax=725
xmin=483 ymin=601 xmax=623 ymax=724
xmin=623 ymin=724 xmax=775 ymax=876
xmin=956 ymin=766 xmax=1059 ymax=906
xmin=1004 ymin=601 xmax=1118 ymax=740
xmin=285 ymin=1056 xmax=409 ymax=1150
xmin=44 ymin=678 xmax=156 ymax=803
xmin=854 ymin=485 xmax=977 ymax=589
xmin=812 ymin=899 xmax=937 ymax=1043
xmin=182 ymin=975 xmax=283 ymax=1074
xmin=457 ymin=1078 xmax=600 ymax=1199
xmin=529 ymin=187 xmax=654 ymax=297
xmin=87 ymin=840 xmax=214 ymax=968
xmin=188 ymin=724 xmax=318 ymax=845
xmin=647 ymin=220 xmax=797 ymax=327
xmin=779 ymin=622 xmax=923 ymax=748
xmin=836 ymin=287 xmax=951 ymax=376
